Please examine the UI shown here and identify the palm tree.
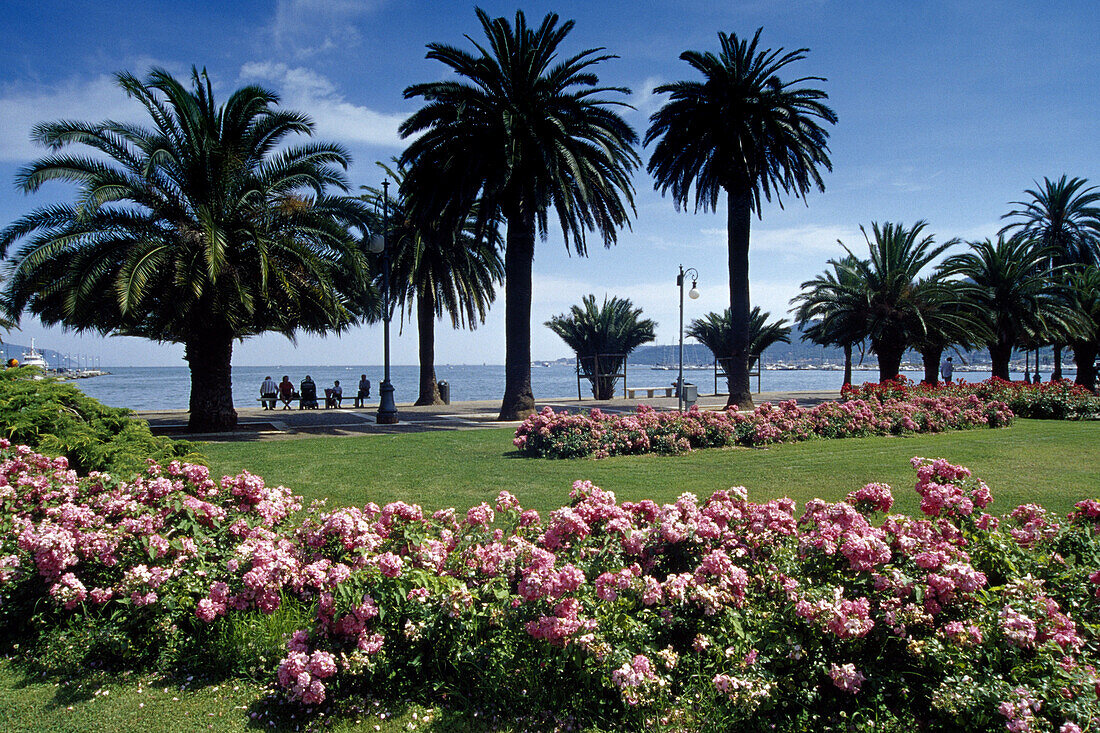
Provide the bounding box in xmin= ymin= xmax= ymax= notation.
xmin=645 ymin=28 xmax=836 ymax=409
xmin=400 ymin=9 xmax=639 ymax=420
xmin=1000 ymin=175 xmax=1100 ymax=379
xmin=1065 ymin=266 xmax=1100 ymax=391
xmin=791 ymin=255 xmax=867 ymax=387
xmin=362 ymin=163 xmax=504 ymax=406
xmin=0 ymin=67 xmax=371 ymax=432
xmin=545 ymin=295 xmax=655 ymax=400
xmin=686 ymin=306 xmax=791 ymax=391
xmin=835 ymin=222 xmax=957 ymax=381
xmin=909 ymin=278 xmax=983 ymax=385
xmin=941 ymin=236 xmax=1085 ymax=380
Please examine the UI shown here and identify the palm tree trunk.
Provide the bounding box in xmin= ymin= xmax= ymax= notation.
xmin=1052 ymin=344 xmax=1064 ymax=381
xmin=920 ymin=346 xmax=943 ymax=385
xmin=185 ymin=331 xmax=237 ymax=432
xmin=415 ymin=289 xmax=441 ymax=406
xmin=842 ymin=343 xmax=853 ymax=387
xmin=725 ymin=189 xmax=753 ymax=409
xmin=498 ymin=206 xmax=537 ymax=420
xmin=873 ymin=340 xmax=905 ymax=382
xmin=989 ymin=341 xmax=1013 ymax=381
xmin=1072 ymin=341 xmax=1098 ymax=392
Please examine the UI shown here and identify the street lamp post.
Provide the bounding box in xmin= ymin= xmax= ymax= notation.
xmin=370 ymin=179 xmax=399 ymax=425
xmin=677 ymin=264 xmax=700 ymax=412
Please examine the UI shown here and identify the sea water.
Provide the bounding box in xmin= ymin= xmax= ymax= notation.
xmin=65 ymin=363 xmax=1021 ymax=412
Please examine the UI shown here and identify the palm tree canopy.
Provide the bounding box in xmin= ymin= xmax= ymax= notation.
xmin=398 ymin=8 xmax=640 ymax=254
xmin=940 ymin=236 xmax=1087 ymax=347
xmin=790 ymin=254 xmax=867 ymax=350
xmin=362 ymin=162 xmax=503 ymax=331
xmin=545 ymin=294 xmax=656 ymax=358
xmin=686 ymin=306 xmax=791 ymax=361
xmin=1065 ymin=266 xmax=1100 ymax=346
xmin=835 ymin=221 xmax=958 ymax=350
xmin=1000 ymin=175 xmax=1100 ymax=267
xmin=0 ymin=67 xmax=372 ymax=343
xmin=644 ymin=27 xmax=837 ymax=214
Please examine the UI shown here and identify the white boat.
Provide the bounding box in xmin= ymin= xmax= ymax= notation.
xmin=20 ymin=339 xmax=47 ymax=370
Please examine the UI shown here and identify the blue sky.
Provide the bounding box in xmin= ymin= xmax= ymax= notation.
xmin=1 ymin=0 xmax=1097 ymax=367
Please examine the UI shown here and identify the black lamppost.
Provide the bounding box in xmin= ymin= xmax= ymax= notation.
xmin=677 ymin=264 xmax=700 ymax=412
xmin=369 ymin=179 xmax=399 ymax=424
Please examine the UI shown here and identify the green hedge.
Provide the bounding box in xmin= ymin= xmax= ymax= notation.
xmin=0 ymin=366 xmax=200 ymax=476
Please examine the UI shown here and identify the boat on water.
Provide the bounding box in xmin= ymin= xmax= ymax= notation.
xmin=20 ymin=340 xmax=47 ymax=370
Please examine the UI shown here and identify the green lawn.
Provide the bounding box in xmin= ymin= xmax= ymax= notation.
xmin=201 ymin=419 xmax=1100 ymax=518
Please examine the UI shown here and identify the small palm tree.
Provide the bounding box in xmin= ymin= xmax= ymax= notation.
xmin=687 ymin=307 xmax=791 ymax=391
xmin=546 ymin=295 xmax=655 ymax=399
xmin=835 ymin=221 xmax=957 ymax=381
xmin=401 ymin=9 xmax=639 ymax=420
xmin=1000 ymin=175 xmax=1100 ymax=379
xmin=941 ymin=236 xmax=1086 ymax=380
xmin=791 ymin=255 xmax=867 ymax=387
xmin=646 ymin=28 xmax=836 ymax=409
xmin=1065 ymin=266 xmax=1100 ymax=391
xmin=362 ymin=163 xmax=504 ymax=406
xmin=0 ymin=67 xmax=370 ymax=432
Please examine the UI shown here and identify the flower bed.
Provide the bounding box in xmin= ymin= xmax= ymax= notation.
xmin=513 ymin=395 xmax=1013 ymax=459
xmin=3 ymin=439 xmax=1099 ymax=730
xmin=843 ymin=376 xmax=1100 ymax=420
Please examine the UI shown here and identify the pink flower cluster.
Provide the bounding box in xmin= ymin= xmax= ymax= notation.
xmin=3 ymin=439 xmax=1099 ymax=731
xmin=514 ymin=395 xmax=1013 ymax=459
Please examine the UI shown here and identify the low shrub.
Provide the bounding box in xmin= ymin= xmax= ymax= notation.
xmin=3 ymin=440 xmax=1099 ymax=730
xmin=0 ymin=366 xmax=199 ymax=477
xmin=843 ymin=376 xmax=1100 ymax=420
xmin=513 ymin=395 xmax=1013 ymax=459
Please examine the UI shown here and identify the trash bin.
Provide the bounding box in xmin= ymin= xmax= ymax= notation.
xmin=438 ymin=380 xmax=450 ymax=405
xmin=682 ymin=383 xmax=698 ymax=408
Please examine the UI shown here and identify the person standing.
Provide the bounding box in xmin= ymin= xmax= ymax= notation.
xmin=260 ymin=375 xmax=278 ymax=410
xmin=356 ymin=374 xmax=371 ymax=408
xmin=940 ymin=356 xmax=954 ymax=384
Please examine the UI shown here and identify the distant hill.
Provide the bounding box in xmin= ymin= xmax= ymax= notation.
xmin=630 ymin=323 xmax=846 ymax=366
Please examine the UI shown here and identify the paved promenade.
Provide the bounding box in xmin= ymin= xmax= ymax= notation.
xmin=139 ymin=389 xmax=840 ymax=442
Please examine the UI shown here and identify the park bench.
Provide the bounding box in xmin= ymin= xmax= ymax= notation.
xmin=625 ymin=386 xmax=676 ymax=399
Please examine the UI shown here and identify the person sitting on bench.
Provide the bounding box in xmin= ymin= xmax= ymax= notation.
xmin=300 ymin=375 xmax=318 ymax=409
xmin=278 ymin=375 xmax=296 ymax=409
xmin=325 ymin=380 xmax=344 ymax=408
xmin=355 ymin=374 xmax=371 ymax=407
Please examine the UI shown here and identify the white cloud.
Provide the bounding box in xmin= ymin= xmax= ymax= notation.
xmin=699 ymin=223 xmax=860 ymax=259
xmin=267 ymin=0 xmax=382 ymax=59
xmin=239 ymin=62 xmax=406 ymax=148
xmin=627 ymin=75 xmax=665 ymax=120
xmin=0 ymin=74 xmax=145 ymax=162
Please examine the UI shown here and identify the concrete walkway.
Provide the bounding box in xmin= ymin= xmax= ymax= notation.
xmin=140 ymin=389 xmax=840 ymax=443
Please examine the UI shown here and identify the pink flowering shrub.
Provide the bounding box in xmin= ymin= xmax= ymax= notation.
xmin=3 ymin=439 xmax=1100 ymax=731
xmin=514 ymin=396 xmax=1013 ymax=459
xmin=843 ymin=375 xmax=1100 ymax=420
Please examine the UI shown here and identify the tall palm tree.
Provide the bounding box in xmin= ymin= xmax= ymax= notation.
xmin=400 ymin=9 xmax=639 ymax=420
xmin=362 ymin=164 xmax=504 ymax=406
xmin=645 ymin=28 xmax=836 ymax=409
xmin=0 ymin=67 xmax=371 ymax=432
xmin=1000 ymin=175 xmax=1100 ymax=379
xmin=545 ymin=294 xmax=655 ymax=399
xmin=791 ymin=255 xmax=867 ymax=387
xmin=836 ymin=222 xmax=957 ymax=381
xmin=686 ymin=306 xmax=791 ymax=391
xmin=941 ymin=236 xmax=1085 ymax=380
xmin=1065 ymin=266 xmax=1100 ymax=391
